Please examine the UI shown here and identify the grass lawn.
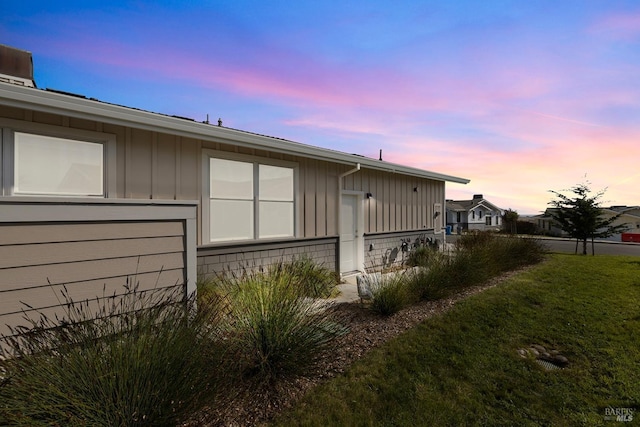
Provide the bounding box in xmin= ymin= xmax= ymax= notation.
xmin=273 ymin=254 xmax=640 ymax=426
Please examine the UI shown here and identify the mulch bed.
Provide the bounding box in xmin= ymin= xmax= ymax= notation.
xmin=187 ymin=266 xmax=532 ymax=426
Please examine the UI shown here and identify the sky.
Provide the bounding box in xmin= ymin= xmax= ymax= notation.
xmin=2 ymin=1 xmax=639 ymax=214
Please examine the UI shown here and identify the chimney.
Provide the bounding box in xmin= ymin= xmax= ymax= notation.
xmin=473 ymin=194 xmax=483 ymax=200
xmin=0 ymin=45 xmax=36 ymax=88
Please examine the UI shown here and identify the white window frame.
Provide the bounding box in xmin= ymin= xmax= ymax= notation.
xmin=0 ymin=119 xmax=116 ymax=197
xmin=201 ymin=149 xmax=298 ymax=245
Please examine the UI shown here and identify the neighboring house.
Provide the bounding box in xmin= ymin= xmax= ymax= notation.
xmin=536 ymin=206 xmax=640 ymax=241
xmin=519 ymin=213 xmax=562 ymax=236
xmin=608 ymin=206 xmax=640 ymax=242
xmin=0 ymin=46 xmax=469 ymax=285
xmin=446 ymin=194 xmax=503 ymax=233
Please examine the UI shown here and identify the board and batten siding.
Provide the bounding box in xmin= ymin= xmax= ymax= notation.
xmin=0 ymin=105 xmax=445 ymax=247
xmin=342 ymin=167 xmax=444 ymax=234
xmin=0 ymin=107 xmax=344 ymax=243
xmin=0 ymin=199 xmax=197 ymax=340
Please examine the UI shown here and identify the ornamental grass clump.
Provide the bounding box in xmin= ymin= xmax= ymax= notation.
xmin=0 ymin=282 xmax=226 ymax=427
xmin=218 ymin=267 xmax=348 ymax=383
xmin=410 ymin=233 xmax=547 ymax=301
xmin=369 ymin=272 xmax=415 ymax=316
xmin=405 ymin=245 xmax=437 ymax=268
xmin=278 ymin=256 xmax=340 ymax=298
xmin=456 ymin=231 xmax=547 ymax=274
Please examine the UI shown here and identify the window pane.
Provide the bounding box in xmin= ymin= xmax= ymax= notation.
xmin=259 ymin=201 xmax=294 ymax=238
xmin=259 ymin=165 xmax=293 ymax=201
xmin=210 ymin=200 xmax=253 ymax=241
xmin=14 ymin=133 xmax=103 ymax=196
xmin=210 ymin=158 xmax=253 ymax=199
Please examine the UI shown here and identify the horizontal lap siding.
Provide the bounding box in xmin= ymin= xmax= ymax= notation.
xmin=0 ymin=220 xmax=186 ymax=338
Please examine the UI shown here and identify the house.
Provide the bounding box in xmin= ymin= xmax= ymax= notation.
xmin=0 ymin=43 xmax=469 ymax=329
xmin=445 ymin=194 xmax=503 ymax=233
xmin=518 ymin=213 xmax=560 ymax=236
xmin=608 ymin=206 xmax=640 ymax=242
xmin=537 ymin=206 xmax=640 ymax=241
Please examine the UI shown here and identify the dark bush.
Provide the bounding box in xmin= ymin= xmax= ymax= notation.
xmin=406 ymin=246 xmax=437 ymax=268
xmin=516 ymin=220 xmax=538 ymax=235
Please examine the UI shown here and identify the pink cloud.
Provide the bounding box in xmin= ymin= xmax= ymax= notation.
xmin=591 ymin=12 xmax=640 ymax=40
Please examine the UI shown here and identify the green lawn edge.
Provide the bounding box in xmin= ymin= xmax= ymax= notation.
xmin=273 ymin=254 xmax=640 ymax=426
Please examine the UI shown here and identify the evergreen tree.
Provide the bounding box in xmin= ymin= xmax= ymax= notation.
xmin=548 ymin=183 xmax=628 ymax=255
xmin=502 ymin=209 xmax=519 ymax=234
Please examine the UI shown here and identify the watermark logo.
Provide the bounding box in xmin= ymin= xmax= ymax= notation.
xmin=603 ymin=407 xmax=635 ymax=422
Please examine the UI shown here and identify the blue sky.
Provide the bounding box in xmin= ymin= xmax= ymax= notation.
xmin=2 ymin=0 xmax=639 ymax=213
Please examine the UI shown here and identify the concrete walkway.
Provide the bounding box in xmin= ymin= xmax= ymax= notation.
xmin=334 ymin=274 xmax=361 ymax=303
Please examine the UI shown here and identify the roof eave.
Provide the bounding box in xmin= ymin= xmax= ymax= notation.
xmin=0 ymin=83 xmax=470 ymax=184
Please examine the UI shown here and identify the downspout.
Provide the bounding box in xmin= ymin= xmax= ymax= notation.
xmin=441 ymin=189 xmax=447 ymax=252
xmin=337 ymin=163 xmax=361 ymax=277
xmin=339 ymin=163 xmax=361 ymax=180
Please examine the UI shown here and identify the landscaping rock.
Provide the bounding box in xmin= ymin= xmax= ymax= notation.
xmin=524 ymin=343 xmax=569 ymax=370
xmin=553 ymin=355 xmax=569 ymax=367
xmin=532 ymin=344 xmax=547 ymax=353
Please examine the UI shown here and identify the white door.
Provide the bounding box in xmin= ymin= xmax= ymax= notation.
xmin=434 ymin=203 xmax=442 ymax=233
xmin=340 ymin=194 xmax=360 ymax=273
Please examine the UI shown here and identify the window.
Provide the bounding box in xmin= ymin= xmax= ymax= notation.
xmin=206 ymin=153 xmax=296 ymax=243
xmin=456 ymin=212 xmax=461 ymax=223
xmin=258 ymin=164 xmax=294 ymax=239
xmin=485 ymin=216 xmax=492 ymax=226
xmin=1 ymin=125 xmax=115 ymax=197
xmin=14 ymin=133 xmax=103 ymax=196
xmin=209 ymin=158 xmax=254 ymax=242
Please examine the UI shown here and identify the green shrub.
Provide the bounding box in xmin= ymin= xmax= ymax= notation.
xmin=218 ymin=267 xmax=347 ymax=383
xmin=0 ymin=283 xmax=225 ymax=427
xmin=406 ymin=246 xmax=437 ymax=267
xmin=515 ymin=220 xmax=538 ymax=235
xmin=455 ymin=230 xmax=497 ymax=250
xmin=370 ymin=272 xmax=415 ymax=316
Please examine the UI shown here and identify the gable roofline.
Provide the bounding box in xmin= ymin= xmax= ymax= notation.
xmin=446 ymin=197 xmax=501 ymax=212
xmin=0 ymin=82 xmax=470 ymax=184
xmin=474 ymin=200 xmax=502 ymax=212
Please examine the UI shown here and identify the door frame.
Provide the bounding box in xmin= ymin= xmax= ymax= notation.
xmin=339 ymin=191 xmax=365 ymax=275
